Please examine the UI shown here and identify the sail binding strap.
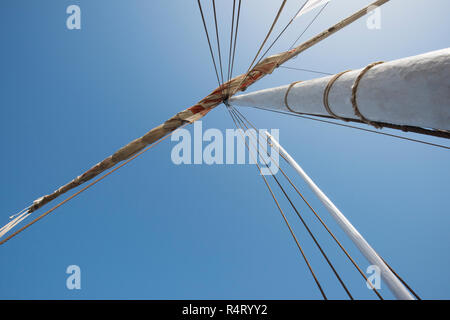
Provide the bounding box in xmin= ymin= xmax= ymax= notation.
xmin=351 ymin=61 xmax=385 ymax=129
xmin=323 ymin=70 xmax=352 ymax=122
xmin=284 ymin=81 xmax=303 ymax=113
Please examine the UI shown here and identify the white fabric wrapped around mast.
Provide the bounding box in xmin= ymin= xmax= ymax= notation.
xmin=230 ymin=48 xmax=450 ymax=132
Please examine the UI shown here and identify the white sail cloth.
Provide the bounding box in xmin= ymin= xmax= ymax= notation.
xmin=296 ymin=0 xmax=332 ymax=18
xmin=230 ymin=48 xmax=450 ymax=132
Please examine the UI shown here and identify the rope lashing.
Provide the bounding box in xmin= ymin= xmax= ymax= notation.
xmin=323 ymin=70 xmax=352 ymax=122
xmin=284 ymin=81 xmax=303 ymax=113
xmin=351 ymin=61 xmax=385 ymax=129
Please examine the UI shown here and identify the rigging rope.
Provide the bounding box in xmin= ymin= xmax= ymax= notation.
xmin=0 ymin=124 xmax=187 ymax=246
xmin=226 ymin=0 xmax=237 ymax=95
xmin=233 ymin=106 xmax=422 ymax=299
xmin=230 ymin=106 xmax=354 ymax=299
xmin=246 ymin=0 xmax=287 ymax=72
xmin=381 ymin=257 xmax=421 ymax=300
xmin=229 ymin=0 xmax=242 ymax=87
xmin=226 ymin=106 xmax=327 ymax=300
xmin=235 ymin=0 xmax=328 ymax=97
xmin=231 ymin=106 xmax=384 ymax=299
xmin=2 ymin=0 xmax=398 ymax=247
xmin=249 ymin=107 xmax=450 ymax=150
xmin=212 ymin=0 xmax=225 ymax=85
xmin=290 ymin=3 xmax=329 ymax=50
xmin=254 ymin=0 xmax=310 ymax=67
xmin=234 ymin=0 xmax=288 ymax=95
xmin=0 ymin=209 xmax=31 ymax=239
xmin=278 ymin=65 xmax=333 ymax=75
xmin=197 ymin=0 xmax=221 ymax=86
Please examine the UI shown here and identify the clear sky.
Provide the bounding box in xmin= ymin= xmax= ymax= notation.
xmin=0 ymin=0 xmax=449 ymax=300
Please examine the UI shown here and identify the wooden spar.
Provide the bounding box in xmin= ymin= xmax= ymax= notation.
xmin=264 ymin=131 xmax=415 ymax=300
xmin=1 ymin=0 xmax=392 ymax=243
xmin=230 ymin=48 xmax=450 ymax=134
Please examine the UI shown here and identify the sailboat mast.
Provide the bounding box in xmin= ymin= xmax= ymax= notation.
xmin=265 ymin=132 xmax=414 ymax=300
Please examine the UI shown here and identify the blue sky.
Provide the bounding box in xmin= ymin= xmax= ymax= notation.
xmin=0 ymin=0 xmax=449 ymax=299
